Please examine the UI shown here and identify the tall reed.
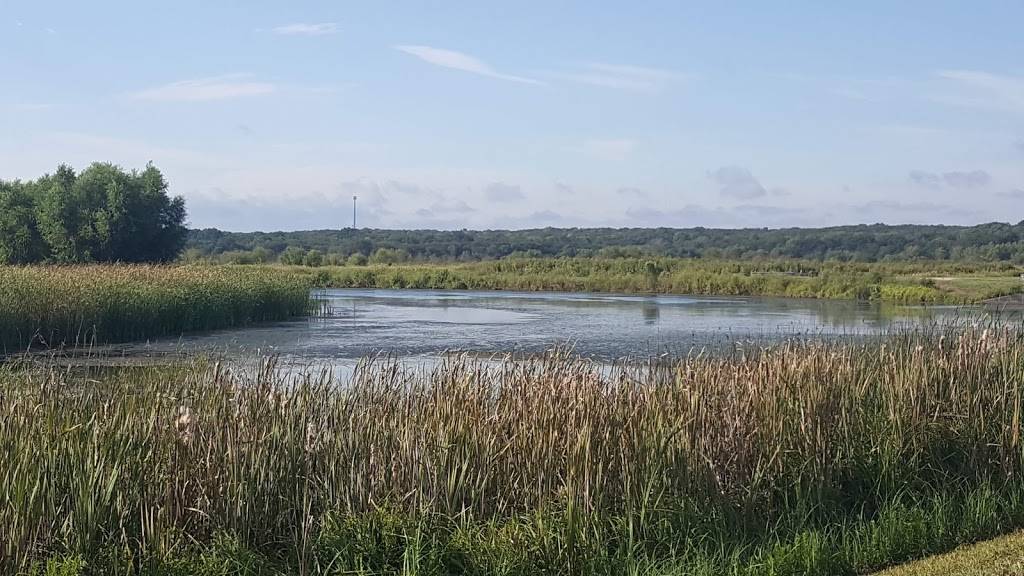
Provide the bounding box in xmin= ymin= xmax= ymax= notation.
xmin=302 ymin=258 xmax=1022 ymax=303
xmin=0 ymin=265 xmax=313 ymax=352
xmin=2 ymin=328 xmax=1023 ymax=574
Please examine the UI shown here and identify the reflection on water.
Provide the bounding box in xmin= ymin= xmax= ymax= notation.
xmin=641 ymin=299 xmax=660 ymax=325
xmin=98 ymin=288 xmax=990 ymax=372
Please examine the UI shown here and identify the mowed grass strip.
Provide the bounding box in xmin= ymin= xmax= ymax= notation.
xmin=0 ymin=265 xmax=313 ymax=351
xmin=873 ymin=530 xmax=1024 ymax=575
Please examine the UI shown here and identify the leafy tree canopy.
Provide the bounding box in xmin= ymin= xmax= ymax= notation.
xmin=0 ymin=163 xmax=187 ymax=264
xmin=187 ymin=222 xmax=1024 ymax=264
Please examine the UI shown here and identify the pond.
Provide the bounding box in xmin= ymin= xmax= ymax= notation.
xmin=97 ymin=288 xmax=978 ymax=370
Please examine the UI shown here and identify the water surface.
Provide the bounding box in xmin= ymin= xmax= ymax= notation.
xmin=107 ymin=289 xmax=975 ymax=369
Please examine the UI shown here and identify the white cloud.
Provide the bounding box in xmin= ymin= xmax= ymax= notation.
xmin=557 ymin=62 xmax=686 ymax=92
xmin=624 ymin=204 xmax=816 ymax=229
xmin=909 ymin=169 xmax=991 ymax=190
xmin=577 ymin=139 xmax=637 ymax=161
xmin=429 ymin=198 xmax=475 ymax=213
xmin=484 ymin=182 xmax=525 ymax=202
xmin=709 ymin=166 xmax=768 ymax=200
xmin=829 ymin=86 xmax=875 ymax=101
xmin=942 ymin=170 xmax=991 ymax=189
xmin=130 ymin=74 xmax=276 ymax=102
xmin=13 ymin=103 xmax=52 ymax=111
xmin=272 ymin=22 xmax=338 ymax=36
xmin=851 ymin=200 xmax=984 ymax=225
xmin=553 ymin=181 xmax=575 ymax=195
xmin=616 ymin=187 xmax=647 ymax=198
xmin=395 ymin=45 xmax=542 ymax=85
xmin=933 ymin=69 xmax=1024 ymax=113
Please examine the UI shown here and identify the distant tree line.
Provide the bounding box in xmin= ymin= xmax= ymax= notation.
xmin=187 ymin=222 xmax=1024 ymax=265
xmin=0 ymin=163 xmax=187 ymax=264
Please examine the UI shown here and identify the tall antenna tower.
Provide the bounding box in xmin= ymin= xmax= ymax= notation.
xmin=352 ymin=195 xmax=357 ymax=229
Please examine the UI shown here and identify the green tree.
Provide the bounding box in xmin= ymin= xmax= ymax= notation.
xmin=130 ymin=163 xmax=188 ymax=262
xmin=369 ymin=247 xmax=409 ymax=265
xmin=644 ymin=260 xmax=663 ymax=292
xmin=30 ymin=162 xmax=187 ymax=263
xmin=346 ymin=252 xmax=368 ymax=266
xmin=303 ymin=249 xmax=324 ymax=267
xmin=251 ymin=247 xmax=272 ymax=263
xmin=86 ymin=162 xmax=186 ymax=262
xmin=280 ymin=246 xmax=306 ymax=265
xmin=0 ymin=181 xmax=45 ymax=264
xmin=35 ymin=164 xmax=88 ymax=262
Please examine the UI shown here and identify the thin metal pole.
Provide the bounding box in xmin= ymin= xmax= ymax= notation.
xmin=352 ymin=195 xmax=357 ymax=228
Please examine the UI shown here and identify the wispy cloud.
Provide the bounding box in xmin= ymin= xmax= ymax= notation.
xmin=577 ymin=139 xmax=637 ymax=161
xmin=933 ymin=69 xmax=1024 ymax=113
xmin=829 ymin=86 xmax=875 ymax=101
xmin=428 ymin=198 xmax=476 ymax=214
xmin=484 ymin=182 xmax=525 ymax=202
xmin=13 ymin=103 xmax=52 ymax=111
xmin=909 ymin=169 xmax=991 ymax=190
xmin=851 ymin=200 xmax=983 ymax=224
xmin=130 ymin=74 xmax=276 ymax=102
xmin=395 ymin=45 xmax=542 ymax=85
xmin=553 ymin=181 xmax=575 ymax=195
xmin=555 ymin=63 xmax=686 ymax=92
xmin=943 ymin=170 xmax=991 ymax=189
xmin=272 ymin=22 xmax=338 ymax=36
xmin=616 ymin=187 xmax=648 ymax=198
xmin=624 ymin=204 xmax=816 ymax=229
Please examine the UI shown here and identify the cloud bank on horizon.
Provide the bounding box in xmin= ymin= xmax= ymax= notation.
xmin=1 ymin=1 xmax=1022 ymax=231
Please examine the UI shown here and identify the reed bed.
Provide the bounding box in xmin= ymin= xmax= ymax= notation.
xmin=3 ymin=329 xmax=1024 ymax=574
xmin=299 ymin=258 xmax=1020 ymax=304
xmin=0 ymin=265 xmax=313 ymax=352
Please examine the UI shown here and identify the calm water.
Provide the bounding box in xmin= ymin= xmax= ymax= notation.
xmin=106 ymin=289 xmax=975 ymax=368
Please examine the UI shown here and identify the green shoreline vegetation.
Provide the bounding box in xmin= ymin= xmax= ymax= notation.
xmin=287 ymin=258 xmax=1023 ymax=304
xmin=4 ymin=329 xmax=1024 ymax=575
xmin=0 ymin=266 xmax=312 ymax=352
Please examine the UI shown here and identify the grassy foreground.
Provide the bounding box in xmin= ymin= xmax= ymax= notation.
xmin=4 ymin=329 xmax=1024 ymax=575
xmin=287 ymin=258 xmax=1024 ymax=304
xmin=0 ymin=265 xmax=313 ymax=352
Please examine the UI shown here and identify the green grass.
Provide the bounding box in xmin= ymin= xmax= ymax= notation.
xmin=929 ymin=276 xmax=1024 ymax=302
xmin=282 ymin=258 xmax=1024 ymax=304
xmin=872 ymin=530 xmax=1024 ymax=575
xmin=0 ymin=265 xmax=314 ymax=352
xmin=4 ymin=328 xmax=1024 ymax=574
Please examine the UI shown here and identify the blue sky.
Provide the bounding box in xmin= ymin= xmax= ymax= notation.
xmin=2 ymin=1 xmax=1023 ymax=231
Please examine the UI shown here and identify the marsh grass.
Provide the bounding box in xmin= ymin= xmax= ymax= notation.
xmin=297 ymin=258 xmax=1023 ymax=304
xmin=0 ymin=265 xmax=313 ymax=352
xmin=3 ymin=328 xmax=1024 ymax=574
